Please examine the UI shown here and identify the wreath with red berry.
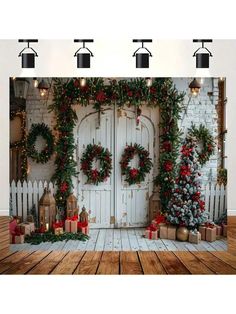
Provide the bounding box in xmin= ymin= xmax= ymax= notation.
xmin=187 ymin=124 xmax=215 ymax=166
xmin=80 ymin=144 xmax=112 ymax=185
xmin=120 ymin=143 xmax=153 ymax=185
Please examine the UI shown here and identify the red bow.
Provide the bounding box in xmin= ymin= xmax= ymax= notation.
xmin=53 ymin=221 xmax=64 ymax=229
xmin=78 ymin=221 xmax=88 ymax=228
xmin=154 ymin=214 xmax=166 ymax=225
xmin=66 ymin=215 xmax=78 ymax=221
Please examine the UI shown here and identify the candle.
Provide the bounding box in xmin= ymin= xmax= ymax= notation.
xmin=46 ymin=223 xmax=49 ymax=231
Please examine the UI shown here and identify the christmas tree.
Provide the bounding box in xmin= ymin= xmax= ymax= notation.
xmin=167 ymin=134 xmax=208 ymax=229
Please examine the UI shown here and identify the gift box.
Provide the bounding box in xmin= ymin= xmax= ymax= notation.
xmin=65 ymin=219 xmax=78 ymax=233
xmin=198 ymin=225 xmax=206 ymax=241
xmin=206 ymin=227 xmax=216 ymax=242
xmin=13 ymin=216 xmax=22 ymax=224
xmin=159 ymin=224 xmax=168 ymax=239
xmin=9 ymin=219 xmax=17 ymax=234
xmin=215 ymin=225 xmax=222 ymax=239
xmin=10 ymin=234 xmax=24 ymax=244
xmin=145 ymin=225 xmax=158 ymax=240
xmin=189 ymin=230 xmax=201 ymax=244
xmin=222 ymin=224 xmax=227 ymax=237
xmin=78 ymin=221 xmax=89 ymax=235
xmin=19 ymin=222 xmax=35 ymax=235
xmin=167 ymin=225 xmax=176 ymax=240
xmin=54 ymin=227 xmax=64 ymax=235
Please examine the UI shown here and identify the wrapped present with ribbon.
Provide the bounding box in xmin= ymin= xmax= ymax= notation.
xmin=189 ymin=229 xmax=201 ymax=244
xmin=222 ymin=223 xmax=227 ymax=237
xmin=78 ymin=221 xmax=89 ymax=235
xmin=19 ymin=222 xmax=35 ymax=235
xmin=206 ymin=225 xmax=216 ymax=242
xmin=215 ymin=225 xmax=222 ymax=239
xmin=13 ymin=215 xmax=22 ymax=224
xmin=167 ymin=225 xmax=177 ymax=240
xmin=10 ymin=226 xmax=25 ymax=244
xmin=9 ymin=219 xmax=18 ymax=234
xmin=151 ymin=214 xmax=166 ymax=228
xmin=65 ymin=216 xmax=78 ymax=233
xmin=145 ymin=224 xmax=158 ymax=240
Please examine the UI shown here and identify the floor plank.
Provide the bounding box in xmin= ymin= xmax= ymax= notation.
xmin=174 ymin=251 xmax=215 ymax=274
xmin=138 ymin=251 xmax=166 ymax=274
xmin=96 ymin=252 xmax=119 ymax=274
xmin=74 ymin=251 xmax=102 ymax=274
xmin=210 ymin=251 xmax=236 ymax=270
xmin=127 ymin=229 xmax=139 ymax=251
xmin=0 ymin=251 xmax=33 ymax=273
xmin=4 ymin=251 xmax=50 ymax=274
xmin=135 ymin=229 xmax=149 ymax=251
xmin=104 ymin=229 xmax=113 ymax=251
xmin=161 ymin=239 xmax=178 ymax=251
xmin=95 ymin=229 xmax=106 ymax=251
xmin=121 ymin=229 xmax=130 ymax=251
xmin=28 ymin=251 xmax=68 ymax=274
xmin=0 ymin=248 xmax=16 ymax=262
xmin=113 ymin=229 xmax=122 ymax=251
xmin=156 ymin=251 xmax=190 ymax=274
xmin=120 ymin=252 xmax=143 ymax=274
xmin=86 ymin=229 xmax=99 ymax=251
xmin=51 ymin=251 xmax=85 ymax=274
xmin=192 ymin=252 xmax=236 ymax=274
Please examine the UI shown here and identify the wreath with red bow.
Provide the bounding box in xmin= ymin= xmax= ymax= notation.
xmin=187 ymin=124 xmax=215 ymax=166
xmin=120 ymin=143 xmax=153 ymax=185
xmin=80 ymin=144 xmax=112 ymax=185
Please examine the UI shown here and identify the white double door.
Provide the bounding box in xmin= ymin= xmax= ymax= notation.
xmin=77 ymin=106 xmax=154 ymax=228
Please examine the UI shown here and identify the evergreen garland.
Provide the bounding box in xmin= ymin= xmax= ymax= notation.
xmin=49 ymin=78 xmax=185 ymax=212
xmin=80 ymin=144 xmax=112 ymax=185
xmin=25 ymin=231 xmax=89 ymax=245
xmin=120 ymin=143 xmax=152 ymax=185
xmin=27 ymin=123 xmax=54 ymax=163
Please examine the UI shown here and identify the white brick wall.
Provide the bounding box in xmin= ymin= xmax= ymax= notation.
xmin=25 ymin=78 xmax=219 ymax=184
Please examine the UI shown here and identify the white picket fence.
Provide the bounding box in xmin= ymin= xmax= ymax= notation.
xmin=10 ymin=180 xmax=227 ymax=223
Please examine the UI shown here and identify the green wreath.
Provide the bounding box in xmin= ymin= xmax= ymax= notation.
xmin=27 ymin=123 xmax=54 ymax=164
xmin=187 ymin=124 xmax=215 ymax=166
xmin=80 ymin=144 xmax=112 ymax=185
xmin=120 ymin=143 xmax=153 ymax=185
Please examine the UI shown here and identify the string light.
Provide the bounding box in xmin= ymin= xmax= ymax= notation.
xmin=146 ymin=77 xmax=152 ymax=87
xmin=80 ymin=77 xmax=87 ymax=87
xmin=33 ymin=78 xmax=38 ymax=88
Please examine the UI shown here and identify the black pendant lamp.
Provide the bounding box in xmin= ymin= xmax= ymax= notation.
xmin=193 ymin=39 xmax=213 ymax=68
xmin=18 ymin=39 xmax=38 ymax=68
xmin=189 ymin=78 xmax=201 ymax=96
xmin=132 ymin=39 xmax=152 ymax=68
xmin=74 ymin=39 xmax=94 ymax=68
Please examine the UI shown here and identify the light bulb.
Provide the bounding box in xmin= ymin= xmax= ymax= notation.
xmin=33 ymin=78 xmax=38 ymax=88
xmin=146 ymin=77 xmax=152 ymax=87
xmin=80 ymin=78 xmax=87 ymax=87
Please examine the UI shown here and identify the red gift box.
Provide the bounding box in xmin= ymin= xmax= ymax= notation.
xmin=10 ymin=226 xmax=25 ymax=244
xmin=78 ymin=221 xmax=89 ymax=235
xmin=145 ymin=224 xmax=158 ymax=240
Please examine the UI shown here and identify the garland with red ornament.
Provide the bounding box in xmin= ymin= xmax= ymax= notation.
xmin=80 ymin=144 xmax=112 ymax=185
xmin=120 ymin=143 xmax=153 ymax=185
xmin=49 ymin=78 xmax=184 ymax=212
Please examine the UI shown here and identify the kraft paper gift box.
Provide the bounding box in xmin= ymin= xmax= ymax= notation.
xmin=222 ymin=224 xmax=227 ymax=237
xmin=145 ymin=229 xmax=158 ymax=240
xmin=10 ymin=233 xmax=24 ymax=244
xmin=189 ymin=230 xmax=201 ymax=244
xmin=19 ymin=222 xmax=35 ymax=235
xmin=215 ymin=225 xmax=222 ymax=239
xmin=198 ymin=225 xmax=206 ymax=241
xmin=54 ymin=227 xmax=64 ymax=235
xmin=206 ymin=227 xmax=216 ymax=242
xmin=159 ymin=224 xmax=168 ymax=239
xmin=167 ymin=225 xmax=176 ymax=240
xmin=65 ymin=219 xmax=77 ymax=233
xmin=78 ymin=222 xmax=89 ymax=235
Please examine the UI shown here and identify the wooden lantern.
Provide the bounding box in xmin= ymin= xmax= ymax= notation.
xmin=66 ymin=193 xmax=79 ymax=218
xmin=39 ymin=188 xmax=56 ymax=231
xmin=149 ymin=193 xmax=160 ymax=223
xmin=79 ymin=205 xmax=89 ymax=223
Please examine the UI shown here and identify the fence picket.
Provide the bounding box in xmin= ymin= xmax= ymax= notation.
xmin=9 ymin=181 xmax=227 ymax=222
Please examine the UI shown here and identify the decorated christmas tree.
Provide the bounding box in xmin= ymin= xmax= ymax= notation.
xmin=167 ymin=134 xmax=208 ymax=229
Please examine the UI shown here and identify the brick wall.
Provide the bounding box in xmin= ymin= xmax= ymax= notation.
xmin=25 ymin=78 xmax=219 ymax=184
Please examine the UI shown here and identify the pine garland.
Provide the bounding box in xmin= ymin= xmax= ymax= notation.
xmin=49 ymin=78 xmax=185 ymax=213
xmin=25 ymin=231 xmax=89 ymax=245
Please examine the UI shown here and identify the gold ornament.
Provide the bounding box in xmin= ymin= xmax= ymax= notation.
xmin=79 ymin=205 xmax=89 ymax=223
xmin=176 ymin=226 xmax=189 ymax=241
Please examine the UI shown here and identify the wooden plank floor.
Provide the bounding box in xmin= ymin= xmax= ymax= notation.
xmin=1 ymin=249 xmax=236 ymax=274
xmin=9 ymin=228 xmax=227 ymax=252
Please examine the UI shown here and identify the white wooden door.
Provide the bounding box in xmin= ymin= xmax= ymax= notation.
xmin=77 ymin=107 xmax=154 ymax=228
xmin=77 ymin=109 xmax=114 ymax=228
xmin=115 ymin=109 xmax=154 ymax=227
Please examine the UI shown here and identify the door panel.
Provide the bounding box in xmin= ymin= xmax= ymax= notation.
xmin=115 ymin=109 xmax=154 ymax=227
xmin=77 ymin=109 xmax=114 ymax=228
